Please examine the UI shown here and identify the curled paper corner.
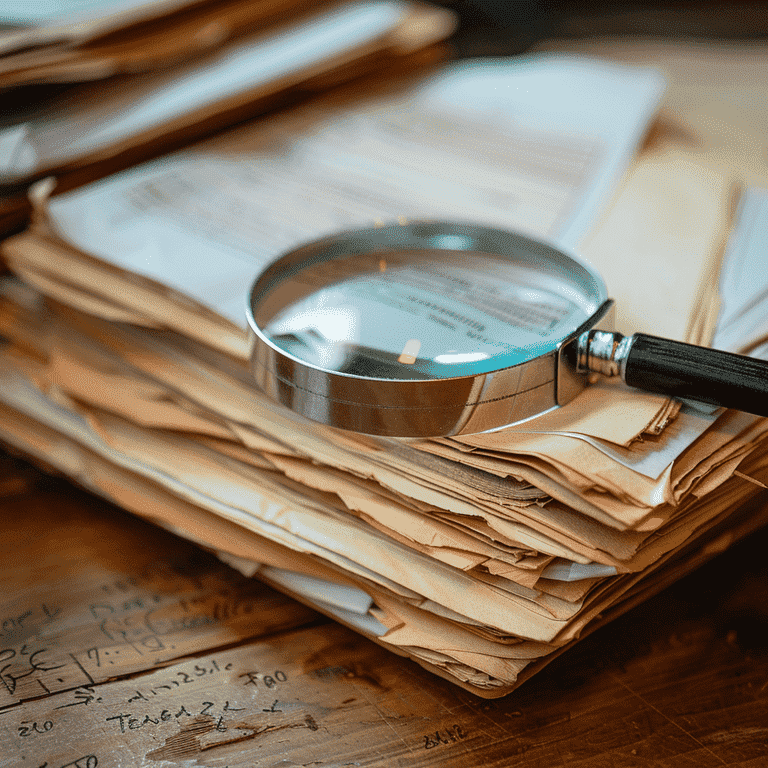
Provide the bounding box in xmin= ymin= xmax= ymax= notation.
xmin=216 ymin=550 xmax=261 ymax=577
xmin=27 ymin=176 xmax=58 ymax=229
xmin=29 ymin=176 xmax=57 ymax=208
xmin=390 ymin=4 xmax=458 ymax=53
xmin=0 ymin=124 xmax=38 ymax=184
xmin=733 ymin=470 xmax=768 ymax=489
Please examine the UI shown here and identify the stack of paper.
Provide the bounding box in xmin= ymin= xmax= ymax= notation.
xmin=0 ymin=0 xmax=330 ymax=86
xmin=1 ymin=54 xmax=767 ymax=697
xmin=0 ymin=1 xmax=455 ymax=234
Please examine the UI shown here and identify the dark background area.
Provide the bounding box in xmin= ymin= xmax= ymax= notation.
xmin=440 ymin=1 xmax=768 ymax=56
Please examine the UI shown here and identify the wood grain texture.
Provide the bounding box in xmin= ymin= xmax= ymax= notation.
xmin=1 ymin=450 xmax=767 ymax=767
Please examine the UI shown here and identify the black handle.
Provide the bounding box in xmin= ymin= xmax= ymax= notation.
xmin=623 ymin=333 xmax=768 ymax=416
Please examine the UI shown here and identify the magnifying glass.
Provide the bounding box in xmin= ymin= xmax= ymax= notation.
xmin=246 ymin=221 xmax=768 ymax=438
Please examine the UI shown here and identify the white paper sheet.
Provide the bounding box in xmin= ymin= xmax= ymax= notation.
xmin=45 ymin=55 xmax=665 ymax=328
xmin=0 ymin=0 xmax=182 ymax=25
xmin=0 ymin=1 xmax=410 ymax=185
xmin=540 ymin=404 xmax=720 ymax=480
xmin=0 ymin=0 xmax=197 ymax=55
xmin=713 ymin=185 xmax=768 ymax=357
xmin=258 ymin=565 xmax=376 ymax=615
xmin=541 ymin=560 xmax=618 ymax=582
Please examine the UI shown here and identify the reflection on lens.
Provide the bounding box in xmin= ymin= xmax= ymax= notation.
xmin=258 ymin=246 xmax=599 ymax=380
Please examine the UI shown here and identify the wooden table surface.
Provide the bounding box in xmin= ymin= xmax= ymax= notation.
xmin=1 ymin=449 xmax=767 ymax=768
xmin=3 ymin=19 xmax=768 ymax=766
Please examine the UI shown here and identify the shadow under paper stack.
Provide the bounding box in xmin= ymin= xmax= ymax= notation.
xmin=1 ymin=39 xmax=768 ymax=697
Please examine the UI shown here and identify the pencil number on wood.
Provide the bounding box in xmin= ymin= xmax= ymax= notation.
xmin=1 ymin=604 xmax=60 ymax=638
xmin=17 ymin=719 xmax=54 ymax=737
xmin=38 ymin=757 xmax=98 ymax=768
xmin=105 ymin=700 xmax=245 ymax=733
xmin=124 ymin=657 xmax=235 ymax=701
xmin=98 ymin=576 xmax=140 ymax=596
xmin=239 ymin=669 xmax=288 ymax=689
xmin=423 ymin=724 xmax=467 ymax=749
xmin=0 ymin=645 xmax=66 ymax=695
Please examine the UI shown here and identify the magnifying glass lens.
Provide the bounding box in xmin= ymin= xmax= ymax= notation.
xmin=248 ymin=223 xmax=768 ymax=437
xmin=257 ymin=249 xmax=598 ymax=380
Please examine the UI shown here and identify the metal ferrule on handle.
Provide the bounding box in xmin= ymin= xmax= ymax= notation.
xmin=576 ymin=330 xmax=633 ymax=378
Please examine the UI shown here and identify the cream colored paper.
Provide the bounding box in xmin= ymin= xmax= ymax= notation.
xmin=0 ymin=0 xmax=203 ymax=55
xmin=0 ymin=0 xmax=329 ymax=86
xmin=0 ymin=1 xmax=451 ymax=185
xmin=21 ymin=55 xmax=665 ymax=328
xmin=3 ymin=41 xmax=768 ymax=701
xmin=0 ymin=374 xmax=765 ymax=696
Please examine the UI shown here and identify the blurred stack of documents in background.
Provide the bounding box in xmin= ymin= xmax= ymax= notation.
xmin=1 ymin=5 xmax=768 ymax=697
xmin=0 ymin=0 xmax=455 ymax=230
